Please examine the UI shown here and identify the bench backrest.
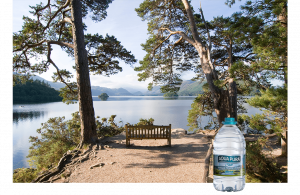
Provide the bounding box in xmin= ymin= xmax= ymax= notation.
xmin=125 ymin=124 xmax=171 ymax=139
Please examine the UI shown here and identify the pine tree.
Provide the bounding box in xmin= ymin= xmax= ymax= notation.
xmin=13 ymin=0 xmax=136 ymax=148
xmin=227 ymin=0 xmax=287 ymax=155
xmin=135 ymin=0 xmax=256 ymax=126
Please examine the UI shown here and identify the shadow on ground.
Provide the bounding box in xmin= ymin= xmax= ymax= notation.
xmin=100 ymin=131 xmax=210 ymax=169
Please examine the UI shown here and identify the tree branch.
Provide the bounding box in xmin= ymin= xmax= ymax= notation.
xmin=42 ymin=0 xmax=71 ymax=34
xmin=181 ymin=0 xmax=202 ymax=44
xmin=34 ymin=0 xmax=51 ymax=13
xmin=46 ymin=42 xmax=75 ymax=93
xmin=160 ymin=28 xmax=195 ymax=46
xmin=153 ymin=32 xmax=173 ymax=53
xmin=213 ymin=41 xmax=229 ymax=50
xmin=200 ymin=2 xmax=211 ymax=51
xmin=14 ymin=39 xmax=74 ymax=52
xmin=234 ymin=53 xmax=255 ymax=60
xmin=58 ymin=17 xmax=73 ymax=25
xmin=48 ymin=40 xmax=74 ymax=49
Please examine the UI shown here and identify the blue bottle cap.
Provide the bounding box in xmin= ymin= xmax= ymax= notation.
xmin=222 ymin=117 xmax=237 ymax=125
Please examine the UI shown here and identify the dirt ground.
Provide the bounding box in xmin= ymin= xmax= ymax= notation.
xmin=49 ymin=129 xmax=287 ymax=183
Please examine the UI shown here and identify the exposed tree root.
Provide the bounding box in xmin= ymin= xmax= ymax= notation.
xmin=32 ymin=143 xmax=101 ymax=183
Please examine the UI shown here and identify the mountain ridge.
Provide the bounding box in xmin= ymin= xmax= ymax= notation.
xmin=29 ymin=75 xmax=205 ymax=96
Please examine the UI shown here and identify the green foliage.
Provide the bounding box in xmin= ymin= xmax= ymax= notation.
xmin=96 ymin=114 xmax=124 ymax=137
xmin=246 ymin=138 xmax=286 ymax=182
xmin=85 ymin=33 xmax=137 ymax=76
xmin=81 ymin=0 xmax=113 ymax=22
xmin=27 ymin=114 xmax=80 ymax=172
xmin=13 ymin=0 xmax=136 ymax=103
xmin=135 ymin=0 xmax=200 ymax=94
xmin=187 ymin=89 xmax=247 ymax=132
xmin=187 ymin=92 xmax=217 ymax=131
xmin=247 ymin=86 xmax=287 ymax=114
xmin=163 ymin=92 xmax=178 ymax=98
xmin=13 ymin=79 xmax=63 ymax=104
xmin=26 ymin=112 xmax=123 ymax=173
xmin=245 ymin=85 xmax=287 ymax=137
xmin=13 ymin=168 xmax=38 ymax=183
xmin=135 ymin=118 xmax=155 ymax=126
xmin=58 ymin=82 xmax=78 ymax=104
xmin=228 ymin=0 xmax=287 ymax=146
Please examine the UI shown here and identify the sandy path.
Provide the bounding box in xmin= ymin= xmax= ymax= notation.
xmin=54 ymin=129 xmax=212 ymax=183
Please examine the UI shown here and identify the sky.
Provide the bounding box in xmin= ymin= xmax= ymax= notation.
xmin=12 ymin=0 xmax=248 ymax=93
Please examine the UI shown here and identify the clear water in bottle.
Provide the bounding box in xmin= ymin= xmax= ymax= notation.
xmin=213 ymin=118 xmax=246 ymax=192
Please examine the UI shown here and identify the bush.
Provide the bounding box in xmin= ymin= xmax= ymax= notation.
xmin=13 ymin=168 xmax=38 ymax=183
xmin=96 ymin=115 xmax=124 ymax=137
xmin=246 ymin=138 xmax=286 ymax=182
xmin=26 ymin=112 xmax=124 ymax=174
xmin=27 ymin=114 xmax=80 ymax=172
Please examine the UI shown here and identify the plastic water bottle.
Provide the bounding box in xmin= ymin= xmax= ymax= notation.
xmin=213 ymin=118 xmax=246 ymax=192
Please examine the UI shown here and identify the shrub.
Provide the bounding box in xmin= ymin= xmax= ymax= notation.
xmin=245 ymin=138 xmax=285 ymax=182
xmin=27 ymin=114 xmax=80 ymax=172
xmin=26 ymin=112 xmax=124 ymax=173
xmin=96 ymin=115 xmax=124 ymax=137
xmin=13 ymin=168 xmax=38 ymax=183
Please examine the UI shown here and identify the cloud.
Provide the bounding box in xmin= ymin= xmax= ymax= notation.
xmin=90 ymin=71 xmax=148 ymax=92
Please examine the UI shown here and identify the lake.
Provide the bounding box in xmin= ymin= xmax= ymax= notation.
xmin=13 ymin=96 xmax=262 ymax=170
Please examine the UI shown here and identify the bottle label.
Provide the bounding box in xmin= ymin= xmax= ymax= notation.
xmin=213 ymin=155 xmax=246 ymax=176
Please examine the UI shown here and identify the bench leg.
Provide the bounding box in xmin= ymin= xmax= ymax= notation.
xmin=126 ymin=138 xmax=130 ymax=147
xmin=168 ymin=138 xmax=171 ymax=147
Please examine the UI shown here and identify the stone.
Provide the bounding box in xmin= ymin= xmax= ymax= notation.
xmin=89 ymin=163 xmax=105 ymax=169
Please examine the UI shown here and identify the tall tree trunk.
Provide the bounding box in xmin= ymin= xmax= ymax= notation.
xmin=228 ymin=78 xmax=237 ymax=120
xmin=196 ymin=45 xmax=234 ymax=126
xmin=182 ymin=0 xmax=237 ymax=127
xmin=278 ymin=2 xmax=288 ymax=156
xmin=71 ymin=0 xmax=97 ymax=148
xmin=227 ymin=39 xmax=237 ymax=121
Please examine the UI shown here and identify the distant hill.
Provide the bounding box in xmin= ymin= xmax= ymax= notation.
xmin=91 ymin=86 xmax=133 ymax=96
xmin=132 ymin=91 xmax=144 ymax=96
xmin=141 ymin=80 xmax=206 ymax=96
xmin=178 ymin=80 xmax=205 ymax=96
xmin=31 ymin=75 xmax=66 ymax=90
xmin=29 ymin=75 xmax=134 ymax=96
xmin=25 ymin=74 xmax=205 ymax=96
xmin=143 ymin=86 xmax=164 ymax=96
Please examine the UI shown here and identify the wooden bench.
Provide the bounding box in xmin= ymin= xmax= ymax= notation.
xmin=125 ymin=124 xmax=171 ymax=147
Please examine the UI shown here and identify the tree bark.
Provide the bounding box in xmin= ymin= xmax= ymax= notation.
xmin=71 ymin=0 xmax=97 ymax=148
xmin=228 ymin=78 xmax=237 ymax=121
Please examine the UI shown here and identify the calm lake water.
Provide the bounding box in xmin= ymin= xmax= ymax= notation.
xmin=13 ymin=96 xmax=262 ymax=170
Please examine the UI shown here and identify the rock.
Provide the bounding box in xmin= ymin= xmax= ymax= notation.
xmin=172 ymin=128 xmax=187 ymax=135
xmin=89 ymin=163 xmax=105 ymax=169
xmin=92 ymin=144 xmax=99 ymax=150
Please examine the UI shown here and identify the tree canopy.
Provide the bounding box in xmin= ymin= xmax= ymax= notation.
xmin=135 ymin=0 xmax=287 ymax=135
xmin=13 ymin=0 xmax=136 ymax=103
xmin=13 ymin=0 xmax=136 ymax=147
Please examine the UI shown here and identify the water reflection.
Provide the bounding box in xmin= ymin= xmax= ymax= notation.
xmin=92 ymin=96 xmax=196 ymax=101
xmin=13 ymin=111 xmax=45 ymax=123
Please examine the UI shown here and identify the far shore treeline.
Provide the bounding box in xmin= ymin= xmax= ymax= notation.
xmin=13 ymin=80 xmax=63 ymax=104
xmin=13 ymin=78 xmax=260 ymax=104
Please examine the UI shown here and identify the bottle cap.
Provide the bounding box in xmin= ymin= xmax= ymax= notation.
xmin=222 ymin=117 xmax=237 ymax=125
